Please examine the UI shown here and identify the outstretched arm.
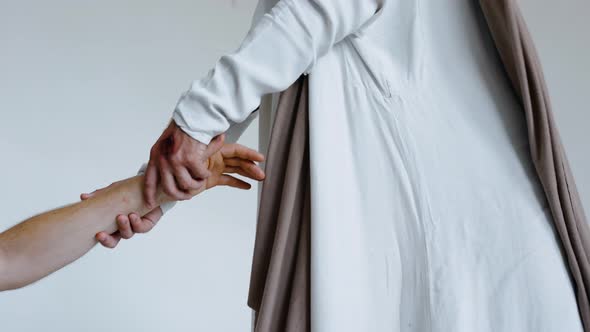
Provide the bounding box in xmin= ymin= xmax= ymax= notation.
xmin=0 ymin=139 xmax=265 ymax=291
xmin=145 ymin=0 xmax=387 ymax=205
xmin=173 ymin=0 xmax=388 ymax=143
xmin=0 ymin=175 xmax=168 ymax=291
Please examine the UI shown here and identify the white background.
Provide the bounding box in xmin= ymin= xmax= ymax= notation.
xmin=0 ymin=1 xmax=587 ymax=331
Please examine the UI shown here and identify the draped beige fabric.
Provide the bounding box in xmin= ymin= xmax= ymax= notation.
xmin=247 ymin=1 xmax=590 ymax=331
xmin=248 ymin=76 xmax=311 ymax=331
xmin=479 ymin=1 xmax=590 ymax=329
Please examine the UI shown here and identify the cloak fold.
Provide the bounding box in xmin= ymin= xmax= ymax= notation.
xmin=247 ymin=1 xmax=590 ymax=330
xmin=248 ymin=76 xmax=311 ymax=331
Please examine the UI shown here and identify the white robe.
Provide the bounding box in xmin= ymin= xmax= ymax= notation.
xmin=170 ymin=0 xmax=584 ymax=331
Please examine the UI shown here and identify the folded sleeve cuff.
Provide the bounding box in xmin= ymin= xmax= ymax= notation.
xmin=172 ymin=109 xmax=215 ymax=145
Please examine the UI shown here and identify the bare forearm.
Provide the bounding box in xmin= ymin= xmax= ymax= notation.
xmin=0 ymin=175 xmax=169 ymax=291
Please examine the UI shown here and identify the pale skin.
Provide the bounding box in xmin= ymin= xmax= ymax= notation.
xmin=94 ymin=131 xmax=268 ymax=248
xmin=0 ymin=135 xmax=265 ymax=291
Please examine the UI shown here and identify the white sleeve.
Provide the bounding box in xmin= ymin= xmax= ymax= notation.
xmin=172 ymin=0 xmax=387 ymax=144
xmin=137 ymin=164 xmax=177 ymax=215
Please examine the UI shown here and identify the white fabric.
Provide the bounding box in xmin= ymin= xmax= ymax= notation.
xmin=172 ymin=0 xmax=385 ymax=144
xmin=171 ymin=0 xmax=584 ymax=331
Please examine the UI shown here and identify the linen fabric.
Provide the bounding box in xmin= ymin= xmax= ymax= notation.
xmin=167 ymin=0 xmax=590 ymax=331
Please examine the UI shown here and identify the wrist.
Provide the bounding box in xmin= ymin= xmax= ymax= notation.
xmin=172 ymin=111 xmax=215 ymax=145
xmin=101 ymin=176 xmax=166 ymax=215
xmin=154 ymin=188 xmax=173 ymax=207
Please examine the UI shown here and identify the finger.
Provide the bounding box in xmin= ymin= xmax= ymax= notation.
xmin=96 ymin=232 xmax=122 ymax=249
xmin=160 ymin=159 xmax=192 ymax=200
xmin=187 ymin=162 xmax=211 ymax=182
xmin=218 ymin=174 xmax=251 ymax=190
xmin=224 ymin=158 xmax=265 ymax=180
xmin=223 ymin=166 xmax=255 ymax=179
xmin=224 ymin=162 xmax=265 ymax=181
xmin=129 ymin=212 xmax=156 ymax=234
xmin=204 ymin=134 xmax=226 ymax=159
xmin=221 ymin=144 xmax=265 ymax=162
xmin=80 ymin=187 xmax=105 ymax=201
xmin=173 ymin=165 xmax=201 ymax=192
xmin=80 ymin=191 xmax=96 ymax=201
xmin=116 ymin=214 xmax=134 ymax=239
xmin=144 ymin=163 xmax=159 ymax=208
xmin=142 ymin=207 xmax=163 ymax=225
xmin=185 ymin=157 xmax=211 ymax=183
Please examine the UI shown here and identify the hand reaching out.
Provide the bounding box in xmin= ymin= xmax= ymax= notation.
xmin=81 ymin=138 xmax=265 ymax=249
xmin=202 ymin=137 xmax=266 ymax=191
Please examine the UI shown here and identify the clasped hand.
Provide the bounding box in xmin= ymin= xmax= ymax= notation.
xmin=81 ymin=122 xmax=265 ymax=248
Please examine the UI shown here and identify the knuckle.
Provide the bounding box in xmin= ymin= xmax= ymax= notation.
xmin=145 ymin=175 xmax=155 ymax=185
xmin=158 ymin=155 xmax=168 ymax=166
xmin=193 ymin=166 xmax=208 ymax=178
xmin=162 ymin=186 xmax=178 ymax=198
xmin=177 ymin=193 xmax=191 ymax=201
xmin=179 ymin=178 xmax=194 ymax=191
xmin=144 ymin=201 xmax=156 ymax=211
xmin=149 ymin=146 xmax=159 ymax=158
xmin=169 ymin=154 xmax=182 ymax=165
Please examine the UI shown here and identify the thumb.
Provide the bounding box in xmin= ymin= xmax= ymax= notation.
xmin=204 ymin=133 xmax=225 ymax=159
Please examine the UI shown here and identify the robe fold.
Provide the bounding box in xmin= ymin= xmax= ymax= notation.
xmin=248 ymin=1 xmax=590 ymax=331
